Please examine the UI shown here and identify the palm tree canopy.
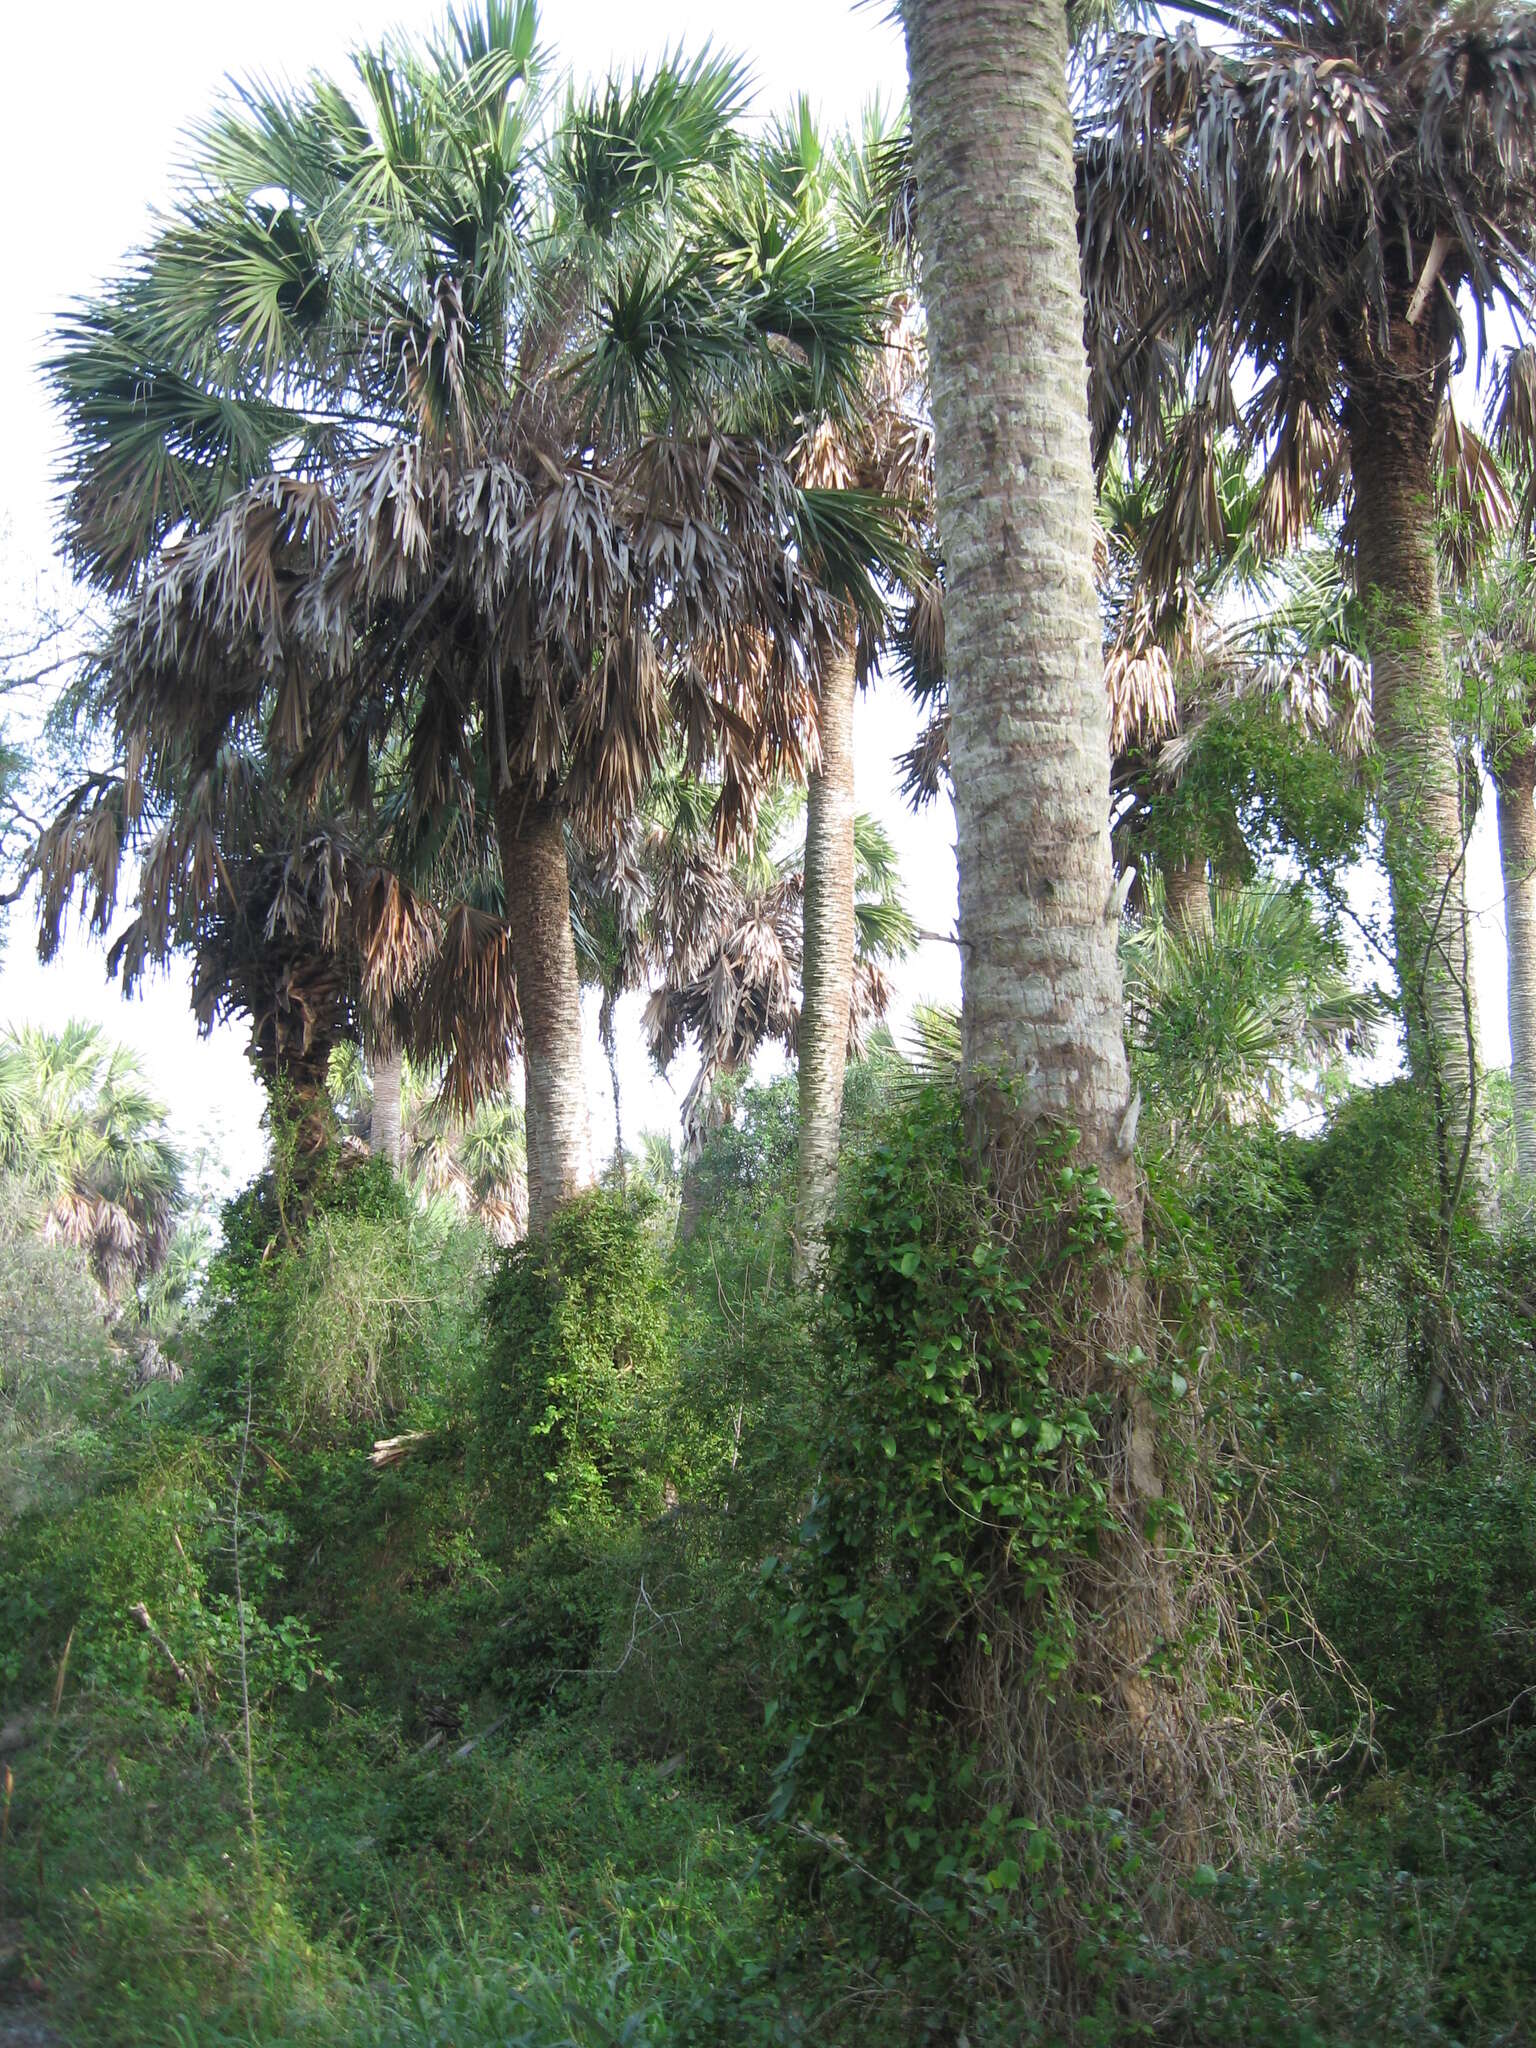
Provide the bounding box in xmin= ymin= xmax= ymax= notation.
xmin=1122 ymin=880 xmax=1379 ymax=1129
xmin=1079 ymin=0 xmax=1536 ymax=566
xmin=0 ymin=1022 xmax=184 ymax=1295
xmin=49 ymin=2 xmax=901 ymax=864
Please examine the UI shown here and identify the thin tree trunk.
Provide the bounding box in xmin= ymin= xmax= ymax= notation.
xmin=599 ymin=991 xmax=626 ymax=1192
xmin=1495 ymin=750 xmax=1536 ymax=1178
xmin=794 ymin=627 xmax=859 ymax=1279
xmin=491 ymin=777 xmax=593 ymax=1232
xmin=902 ymin=0 xmax=1138 ymax=1221
xmin=369 ymin=1047 xmax=404 ymax=1171
xmin=1163 ymin=858 xmax=1212 ymax=936
xmin=1346 ymin=348 xmax=1486 ymax=1214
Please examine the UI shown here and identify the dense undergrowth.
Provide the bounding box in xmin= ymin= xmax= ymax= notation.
xmin=3 ymin=1065 xmax=1536 ymax=2045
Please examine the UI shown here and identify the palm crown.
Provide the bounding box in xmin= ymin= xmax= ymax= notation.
xmin=45 ymin=1 xmax=899 ymax=1225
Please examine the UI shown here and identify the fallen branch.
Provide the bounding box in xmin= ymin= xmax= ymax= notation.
xmin=369 ymin=1431 xmax=432 ymax=1469
xmin=129 ymin=1603 xmax=198 ymax=1699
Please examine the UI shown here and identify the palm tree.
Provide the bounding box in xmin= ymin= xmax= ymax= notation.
xmin=645 ymin=790 xmax=913 ymax=1212
xmin=1123 ymin=879 xmax=1378 ymax=1137
xmin=1455 ymin=533 xmax=1536 ymax=1173
xmin=899 ymin=0 xmax=1138 ymax=1211
xmin=1079 ymin=0 xmax=1536 ymax=1208
xmin=763 ymin=103 xmax=934 ymax=1272
xmin=0 ymin=1022 xmax=183 ymax=1302
xmin=32 ymin=746 xmax=442 ymax=1166
xmin=49 ymin=2 xmax=896 ymax=1232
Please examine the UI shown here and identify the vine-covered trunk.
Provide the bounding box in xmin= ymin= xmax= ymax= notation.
xmin=795 ymin=628 xmax=859 ymax=1278
xmin=1164 ymin=858 xmax=1212 ymax=935
xmin=901 ymin=0 xmax=1138 ymax=1229
xmin=369 ymin=1047 xmax=404 ymax=1171
xmin=250 ymin=1028 xmax=337 ymax=1178
xmin=898 ymin=0 xmax=1244 ymax=1933
xmin=492 ymin=777 xmax=593 ymax=1232
xmin=1496 ymin=750 xmax=1536 ymax=1178
xmin=1346 ymin=343 xmax=1486 ymax=1214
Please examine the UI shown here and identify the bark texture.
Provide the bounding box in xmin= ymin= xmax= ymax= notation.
xmin=599 ymin=992 xmax=626 ymax=1191
xmin=1496 ymin=750 xmax=1536 ymax=1179
xmin=901 ymin=0 xmax=1137 ymax=1220
xmin=492 ymin=778 xmax=593 ymax=1231
xmin=1346 ymin=339 xmax=1486 ymax=1206
xmin=1163 ymin=858 xmax=1212 ymax=936
xmin=794 ymin=629 xmax=859 ymax=1278
xmin=369 ymin=1047 xmax=404 ymax=1172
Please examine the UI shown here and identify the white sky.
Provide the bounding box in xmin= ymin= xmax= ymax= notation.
xmin=0 ymin=0 xmax=1512 ymax=1193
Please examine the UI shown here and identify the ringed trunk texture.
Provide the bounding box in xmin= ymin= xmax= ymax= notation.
xmin=901 ymin=0 xmax=1138 ymax=1226
xmin=369 ymin=1047 xmax=404 ymax=1171
xmin=1495 ymin=750 xmax=1536 ymax=1179
xmin=1163 ymin=858 xmax=1212 ymax=936
xmin=894 ymin=1 xmax=1277 ymax=1963
xmin=492 ymin=778 xmax=593 ymax=1231
xmin=794 ymin=628 xmax=859 ymax=1279
xmin=1346 ymin=347 xmax=1486 ymax=1212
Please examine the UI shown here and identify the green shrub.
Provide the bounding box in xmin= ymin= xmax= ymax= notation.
xmin=477 ymin=1191 xmax=674 ymax=1536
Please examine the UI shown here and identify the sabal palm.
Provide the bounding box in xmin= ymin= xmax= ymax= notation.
xmin=49 ymin=1 xmax=892 ymax=1231
xmin=0 ymin=1022 xmax=183 ymax=1300
xmin=1080 ymin=0 xmax=1536 ymax=1202
xmin=762 ymin=101 xmax=933 ymax=1268
xmin=1122 ymin=880 xmax=1378 ymax=1134
xmin=644 ymin=782 xmax=914 ymax=1162
xmin=34 ymin=744 xmax=441 ymax=1162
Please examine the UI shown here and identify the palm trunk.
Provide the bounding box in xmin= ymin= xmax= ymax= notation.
xmin=1164 ymin=858 xmax=1212 ymax=936
xmin=491 ymin=777 xmax=593 ymax=1232
xmin=794 ymin=627 xmax=859 ymax=1279
xmin=1346 ymin=349 xmax=1486 ymax=1215
xmin=1495 ymin=749 xmax=1536 ymax=1178
xmin=369 ymin=1047 xmax=404 ymax=1171
xmin=599 ymin=991 xmax=626 ymax=1192
xmin=902 ymin=0 xmax=1138 ymax=1218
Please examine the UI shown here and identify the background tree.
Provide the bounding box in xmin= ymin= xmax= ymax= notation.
xmin=1080 ymin=0 xmax=1536 ymax=1207
xmin=49 ymin=1 xmax=896 ymax=1230
xmin=0 ymin=1021 xmax=183 ymax=1303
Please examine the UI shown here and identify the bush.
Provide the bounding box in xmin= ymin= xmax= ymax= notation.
xmin=477 ymin=1191 xmax=675 ymax=1536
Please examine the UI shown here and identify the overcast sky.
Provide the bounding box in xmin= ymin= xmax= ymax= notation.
xmin=0 ymin=0 xmax=1512 ymax=1192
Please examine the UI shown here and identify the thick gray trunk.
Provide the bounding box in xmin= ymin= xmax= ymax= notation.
xmin=491 ymin=779 xmax=593 ymax=1231
xmin=901 ymin=0 xmax=1137 ymax=1221
xmin=1164 ymin=859 xmax=1211 ymax=937
xmin=1496 ymin=755 xmax=1536 ymax=1178
xmin=1347 ymin=355 xmax=1486 ymax=1214
xmin=369 ymin=1047 xmax=404 ymax=1171
xmin=795 ymin=630 xmax=859 ymax=1278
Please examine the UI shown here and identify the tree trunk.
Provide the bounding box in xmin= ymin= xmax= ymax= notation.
xmin=1495 ymin=750 xmax=1536 ymax=1178
xmin=369 ymin=1047 xmax=404 ymax=1172
xmin=491 ymin=778 xmax=593 ymax=1232
xmin=901 ymin=0 xmax=1138 ymax=1220
xmin=1346 ymin=346 xmax=1486 ymax=1214
xmin=1163 ymin=858 xmax=1211 ymax=936
xmin=794 ymin=627 xmax=859 ymax=1279
xmin=599 ymin=991 xmax=626 ymax=1192
xmin=895 ymin=0 xmax=1251 ymax=1956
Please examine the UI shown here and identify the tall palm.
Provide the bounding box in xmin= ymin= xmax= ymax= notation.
xmin=764 ymin=103 xmax=933 ymax=1271
xmin=0 ymin=1022 xmax=183 ymax=1302
xmin=899 ymin=0 xmax=1137 ymax=1208
xmin=1455 ymin=533 xmax=1536 ymax=1173
xmin=1080 ymin=0 xmax=1536 ymax=1210
xmin=49 ymin=2 xmax=895 ymax=1231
